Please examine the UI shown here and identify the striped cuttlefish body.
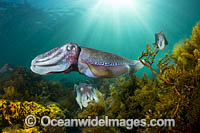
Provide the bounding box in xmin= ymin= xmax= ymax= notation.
xmin=30 ymin=43 xmax=144 ymax=78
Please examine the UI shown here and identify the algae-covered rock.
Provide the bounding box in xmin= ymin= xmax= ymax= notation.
xmin=82 ymin=127 xmax=120 ymax=133
xmin=0 ymin=66 xmax=72 ymax=103
xmin=0 ymin=100 xmax=65 ymax=132
xmin=2 ymin=127 xmax=40 ymax=133
xmin=0 ymin=66 xmax=77 ymax=113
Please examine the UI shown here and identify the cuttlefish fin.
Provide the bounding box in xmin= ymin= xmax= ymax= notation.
xmin=80 ymin=59 xmax=115 ymax=78
xmin=129 ymin=60 xmax=144 ymax=73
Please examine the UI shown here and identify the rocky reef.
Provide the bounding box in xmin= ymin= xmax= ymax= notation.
xmin=0 ymin=100 xmax=65 ymax=132
xmin=0 ymin=22 xmax=200 ymax=132
xmin=0 ymin=67 xmax=78 ymax=132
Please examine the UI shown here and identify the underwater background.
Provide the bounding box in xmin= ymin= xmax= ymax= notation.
xmin=1 ymin=0 xmax=200 ymax=132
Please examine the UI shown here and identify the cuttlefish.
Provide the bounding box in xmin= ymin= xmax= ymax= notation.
xmin=0 ymin=64 xmax=14 ymax=73
xmin=30 ymin=42 xmax=144 ymax=78
xmin=153 ymin=31 xmax=168 ymax=50
xmin=74 ymin=83 xmax=101 ymax=110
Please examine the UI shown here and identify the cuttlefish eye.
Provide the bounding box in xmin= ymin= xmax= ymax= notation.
xmin=67 ymin=45 xmax=76 ymax=51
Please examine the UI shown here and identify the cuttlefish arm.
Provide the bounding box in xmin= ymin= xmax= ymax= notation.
xmin=30 ymin=43 xmax=143 ymax=78
xmin=31 ymin=43 xmax=80 ymax=75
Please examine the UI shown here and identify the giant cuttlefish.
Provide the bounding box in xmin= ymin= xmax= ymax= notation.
xmin=0 ymin=64 xmax=14 ymax=73
xmin=74 ymin=83 xmax=101 ymax=109
xmin=153 ymin=31 xmax=168 ymax=50
xmin=30 ymin=43 xmax=144 ymax=78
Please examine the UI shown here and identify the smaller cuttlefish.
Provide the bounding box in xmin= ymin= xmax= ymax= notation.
xmin=0 ymin=64 xmax=14 ymax=73
xmin=153 ymin=31 xmax=168 ymax=50
xmin=30 ymin=42 xmax=144 ymax=78
xmin=74 ymin=83 xmax=101 ymax=110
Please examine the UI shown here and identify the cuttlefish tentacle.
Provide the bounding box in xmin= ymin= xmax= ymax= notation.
xmin=31 ymin=43 xmax=144 ymax=78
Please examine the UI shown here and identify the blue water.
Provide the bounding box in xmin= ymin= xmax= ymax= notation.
xmin=1 ymin=0 xmax=200 ymax=80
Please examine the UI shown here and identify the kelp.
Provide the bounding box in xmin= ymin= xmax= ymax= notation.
xmin=78 ymin=74 xmax=159 ymax=132
xmin=139 ymin=22 xmax=200 ymax=132
xmin=0 ymin=66 xmax=77 ymax=111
